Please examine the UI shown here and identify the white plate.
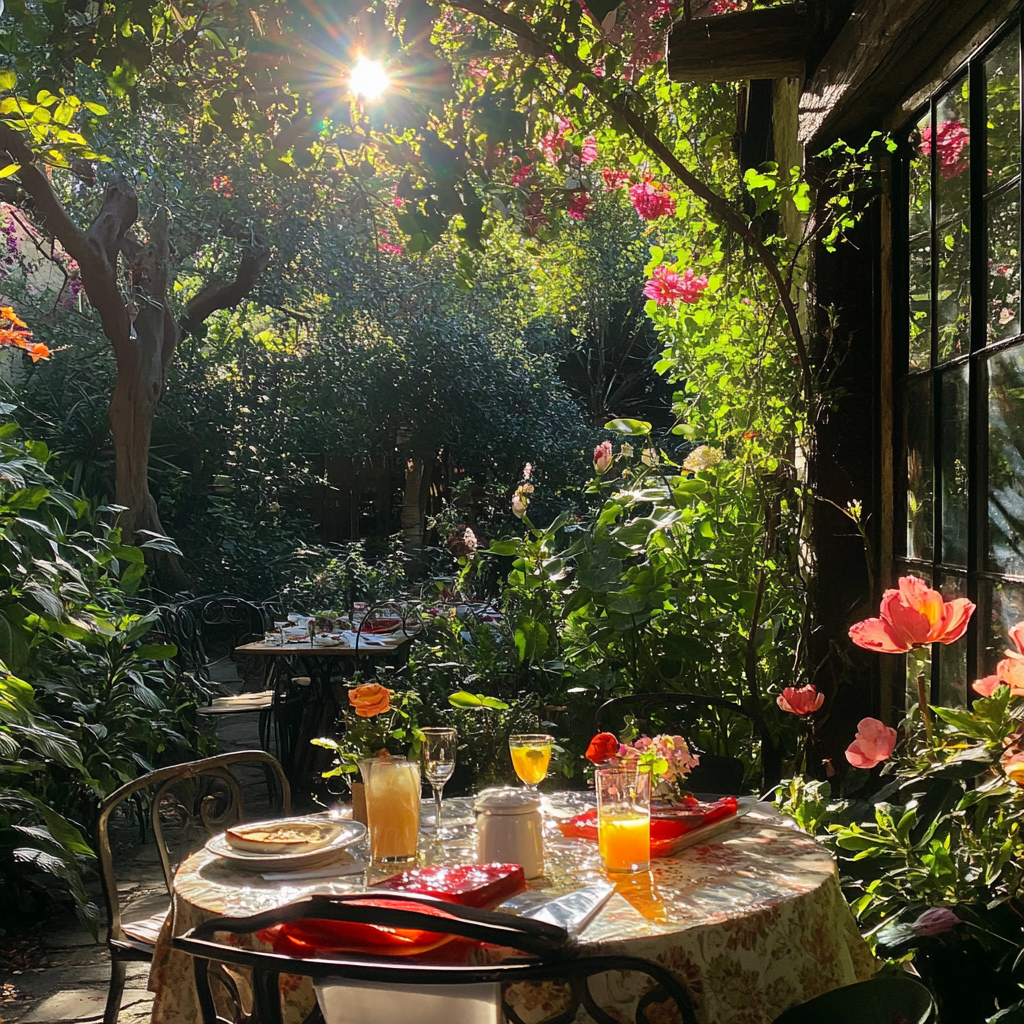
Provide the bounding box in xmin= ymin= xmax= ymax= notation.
xmin=207 ymin=817 xmax=366 ymax=871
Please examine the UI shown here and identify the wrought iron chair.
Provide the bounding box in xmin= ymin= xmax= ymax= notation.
xmin=97 ymin=750 xmax=291 ymax=1024
xmin=594 ymin=692 xmax=779 ymax=793
xmin=771 ymin=976 xmax=936 ymax=1024
xmin=172 ymin=891 xmax=699 ymax=1024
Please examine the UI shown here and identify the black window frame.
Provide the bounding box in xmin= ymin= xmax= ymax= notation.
xmin=894 ymin=13 xmax=1024 ymax=707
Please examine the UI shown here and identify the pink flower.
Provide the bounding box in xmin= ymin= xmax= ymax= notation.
xmin=594 ymin=440 xmax=613 ymax=473
xmin=643 ymin=266 xmax=709 ymax=306
xmin=568 ymin=191 xmax=592 ymax=220
xmin=909 ymin=908 xmax=961 ymax=937
xmin=848 ymin=576 xmax=974 ymax=654
xmin=580 ymin=136 xmax=598 ymax=165
xmin=629 ymin=178 xmax=675 ymax=220
xmin=845 ymin=718 xmax=897 ymax=769
xmin=511 ymin=159 xmax=534 ymax=187
xmin=972 ymin=620 xmax=1024 ymax=697
xmin=776 ymin=685 xmax=824 ymax=717
xmin=377 ymin=243 xmax=403 ymax=255
xmin=602 ymin=169 xmax=630 ymax=191
xmin=920 ymin=119 xmax=969 ymax=179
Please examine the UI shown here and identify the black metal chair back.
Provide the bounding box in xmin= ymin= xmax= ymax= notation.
xmin=173 ymin=892 xmax=699 ymax=1024
xmin=96 ymin=751 xmax=290 ymax=1024
xmin=594 ymin=692 xmax=778 ymax=793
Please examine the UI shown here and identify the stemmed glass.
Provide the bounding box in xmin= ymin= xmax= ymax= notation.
xmin=420 ymin=727 xmax=457 ymax=835
xmin=509 ymin=733 xmax=554 ymax=792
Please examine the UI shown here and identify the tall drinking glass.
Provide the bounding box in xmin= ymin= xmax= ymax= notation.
xmin=509 ymin=733 xmax=554 ymax=791
xmin=596 ymin=766 xmax=651 ymax=873
xmin=359 ymin=756 xmax=421 ymax=863
xmin=420 ymin=727 xmax=457 ymax=834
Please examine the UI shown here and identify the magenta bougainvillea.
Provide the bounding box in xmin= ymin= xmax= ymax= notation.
xmin=920 ymin=119 xmax=969 ymax=179
xmin=629 ymin=178 xmax=676 ymax=220
xmin=643 ymin=265 xmax=709 ymax=306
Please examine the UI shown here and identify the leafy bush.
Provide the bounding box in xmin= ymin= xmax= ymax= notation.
xmin=0 ymin=424 xmax=209 ymax=930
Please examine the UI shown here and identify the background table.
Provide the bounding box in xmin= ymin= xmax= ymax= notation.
xmin=234 ymin=636 xmax=412 ymax=798
xmin=149 ymin=796 xmax=875 ymax=1024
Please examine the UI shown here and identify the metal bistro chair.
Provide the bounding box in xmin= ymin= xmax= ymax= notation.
xmin=172 ymin=891 xmax=699 ymax=1024
xmin=594 ymin=692 xmax=780 ymax=794
xmin=771 ymin=976 xmax=936 ymax=1024
xmin=97 ymin=751 xmax=291 ymax=1024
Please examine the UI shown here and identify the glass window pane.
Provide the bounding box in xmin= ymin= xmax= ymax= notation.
xmin=988 ymin=183 xmax=1020 ymax=341
xmin=987 ymin=344 xmax=1024 ymax=573
xmin=937 ymin=572 xmax=969 ymax=705
xmin=941 ymin=364 xmax=970 ymax=566
xmin=935 ymin=78 xmax=971 ymax=362
xmin=987 ymin=32 xmax=1021 ymax=343
xmin=905 ymin=377 xmax=934 ymax=559
xmin=986 ymin=31 xmax=1020 ymax=187
xmin=981 ymin=580 xmax=1024 ymax=675
xmin=909 ymin=110 xmax=933 ymax=370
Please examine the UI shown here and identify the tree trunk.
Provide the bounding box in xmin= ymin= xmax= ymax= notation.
xmin=402 ymin=456 xmax=426 ymax=553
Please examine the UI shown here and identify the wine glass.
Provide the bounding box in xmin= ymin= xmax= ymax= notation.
xmin=420 ymin=727 xmax=457 ymax=834
xmin=509 ymin=733 xmax=555 ymax=791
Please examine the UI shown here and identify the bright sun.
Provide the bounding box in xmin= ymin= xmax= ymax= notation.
xmin=349 ymin=56 xmax=390 ymax=100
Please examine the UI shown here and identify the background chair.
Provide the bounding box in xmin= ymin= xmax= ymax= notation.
xmin=771 ymin=975 xmax=936 ymax=1024
xmin=96 ymin=750 xmax=291 ymax=1024
xmin=594 ymin=691 xmax=779 ymax=793
xmin=172 ymin=891 xmax=699 ymax=1024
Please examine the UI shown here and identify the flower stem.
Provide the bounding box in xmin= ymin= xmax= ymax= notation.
xmin=916 ymin=672 xmax=933 ymax=742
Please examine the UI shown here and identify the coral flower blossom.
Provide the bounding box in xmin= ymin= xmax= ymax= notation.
xmin=776 ymin=684 xmax=824 ymax=717
xmin=594 ymin=440 xmax=613 ymax=473
xmin=348 ymin=683 xmax=393 ymax=718
xmin=848 ymin=575 xmax=974 ymax=654
xmin=845 ymin=717 xmax=897 ymax=769
xmin=1001 ymin=748 xmax=1024 ymax=787
xmin=585 ymin=732 xmax=620 ymax=763
xmin=973 ymin=620 xmax=1024 ymax=697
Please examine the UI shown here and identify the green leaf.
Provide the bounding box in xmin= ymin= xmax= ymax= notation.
xmin=0 ymin=162 xmax=17 ymax=178
xmin=0 ymin=70 xmax=14 ymax=90
xmin=605 ymin=418 xmax=651 ymax=436
xmin=448 ymin=690 xmax=509 ymax=710
xmin=134 ymin=643 xmax=177 ymax=661
xmin=487 ymin=539 xmax=520 ymax=556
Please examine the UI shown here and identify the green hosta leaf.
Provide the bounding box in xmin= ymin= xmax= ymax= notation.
xmin=514 ymin=619 xmax=549 ymax=663
xmin=448 ymin=690 xmax=509 ymax=710
xmin=605 ymin=418 xmax=651 ymax=436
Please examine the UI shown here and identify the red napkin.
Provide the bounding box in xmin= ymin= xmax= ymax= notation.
xmin=257 ymin=864 xmax=525 ymax=960
xmin=558 ymin=796 xmax=739 ymax=858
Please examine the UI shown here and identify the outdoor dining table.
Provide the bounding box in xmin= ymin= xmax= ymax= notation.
xmin=148 ymin=793 xmax=875 ymax=1024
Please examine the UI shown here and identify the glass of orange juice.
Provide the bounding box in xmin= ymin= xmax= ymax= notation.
xmin=509 ymin=733 xmax=554 ymax=791
xmin=596 ymin=766 xmax=651 ymax=873
xmin=359 ymin=756 xmax=421 ymax=862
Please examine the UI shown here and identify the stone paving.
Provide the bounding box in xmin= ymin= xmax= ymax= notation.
xmin=1 ymin=660 xmax=272 ymax=1024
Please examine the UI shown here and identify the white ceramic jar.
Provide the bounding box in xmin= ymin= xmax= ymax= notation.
xmin=473 ymin=787 xmax=544 ymax=879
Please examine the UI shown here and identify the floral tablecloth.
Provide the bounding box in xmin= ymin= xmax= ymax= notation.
xmin=149 ymin=796 xmax=875 ymax=1024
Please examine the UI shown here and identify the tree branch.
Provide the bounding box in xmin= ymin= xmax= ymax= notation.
xmin=0 ymin=124 xmax=136 ymax=350
xmin=178 ymin=219 xmax=270 ymax=335
xmin=444 ymin=0 xmax=814 ymax=399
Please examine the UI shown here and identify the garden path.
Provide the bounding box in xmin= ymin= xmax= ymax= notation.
xmin=2 ymin=661 xmax=268 ymax=1024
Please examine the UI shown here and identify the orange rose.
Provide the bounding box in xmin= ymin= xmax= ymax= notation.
xmin=348 ymin=683 xmax=393 ymax=718
xmin=1001 ymin=748 xmax=1024 ymax=787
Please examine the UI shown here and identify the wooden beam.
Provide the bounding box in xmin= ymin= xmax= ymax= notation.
xmin=800 ymin=0 xmax=1015 ymax=145
xmin=668 ymin=6 xmax=810 ymax=82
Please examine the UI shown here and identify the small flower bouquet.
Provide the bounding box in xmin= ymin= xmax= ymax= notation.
xmin=313 ymin=682 xmax=421 ymax=784
xmin=585 ymin=730 xmax=699 ymax=796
